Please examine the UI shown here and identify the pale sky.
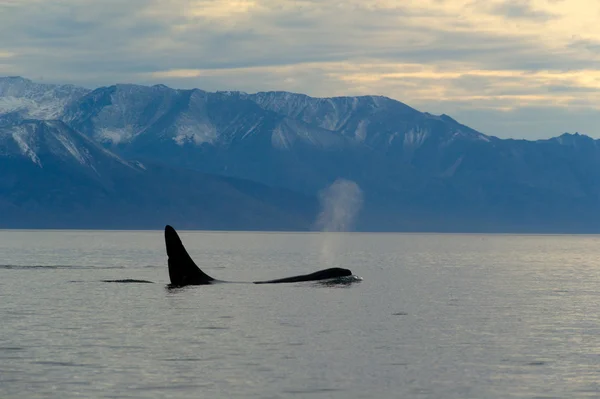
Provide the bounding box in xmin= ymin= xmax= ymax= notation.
xmin=1 ymin=0 xmax=599 ymax=139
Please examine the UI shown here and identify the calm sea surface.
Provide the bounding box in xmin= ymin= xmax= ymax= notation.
xmin=1 ymin=230 xmax=599 ymax=398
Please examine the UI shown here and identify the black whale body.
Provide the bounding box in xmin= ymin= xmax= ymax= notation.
xmin=165 ymin=225 xmax=353 ymax=287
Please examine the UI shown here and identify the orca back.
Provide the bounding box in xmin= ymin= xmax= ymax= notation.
xmin=253 ymin=267 xmax=352 ymax=284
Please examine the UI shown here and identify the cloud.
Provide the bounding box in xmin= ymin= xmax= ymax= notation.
xmin=488 ymin=0 xmax=558 ymax=21
xmin=0 ymin=0 xmax=599 ymax=138
xmin=570 ymin=38 xmax=600 ymax=55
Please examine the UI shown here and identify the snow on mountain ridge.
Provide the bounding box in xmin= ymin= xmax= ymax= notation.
xmin=64 ymin=84 xmax=220 ymax=147
xmin=0 ymin=77 xmax=494 ymax=157
xmin=172 ymin=121 xmax=218 ymax=146
xmin=10 ymin=125 xmax=42 ymax=166
xmin=96 ymin=127 xmax=136 ymax=145
xmin=271 ymin=118 xmax=348 ymax=150
xmin=0 ymin=77 xmax=89 ymax=120
xmin=54 ymin=131 xmax=89 ymax=165
xmin=246 ymin=91 xmax=367 ymax=132
xmin=0 ymin=119 xmax=136 ymax=173
xmin=404 ymin=127 xmax=430 ymax=149
xmin=354 ymin=120 xmax=369 ymax=143
xmin=243 ymin=91 xmax=454 ymax=152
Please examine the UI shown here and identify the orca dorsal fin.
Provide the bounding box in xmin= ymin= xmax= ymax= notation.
xmin=165 ymin=225 xmax=215 ymax=286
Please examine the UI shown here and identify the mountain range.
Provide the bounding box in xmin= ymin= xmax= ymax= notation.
xmin=1 ymin=76 xmax=599 ymax=232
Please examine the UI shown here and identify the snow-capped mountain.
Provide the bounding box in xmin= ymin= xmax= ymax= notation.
xmin=243 ymin=91 xmax=491 ymax=150
xmin=62 ymin=83 xmax=194 ymax=145
xmin=1 ymin=77 xmax=488 ymax=158
xmin=53 ymin=82 xmax=501 ymax=195
xmin=0 ymin=77 xmax=88 ymax=119
xmin=62 ymin=84 xmax=350 ymax=151
xmin=3 ymin=76 xmax=600 ymax=232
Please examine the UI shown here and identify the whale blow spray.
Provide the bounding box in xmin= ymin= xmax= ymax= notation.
xmin=315 ymin=179 xmax=364 ymax=232
xmin=315 ymin=179 xmax=364 ymax=268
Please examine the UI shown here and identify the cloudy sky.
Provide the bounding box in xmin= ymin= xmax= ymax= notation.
xmin=1 ymin=0 xmax=599 ymax=139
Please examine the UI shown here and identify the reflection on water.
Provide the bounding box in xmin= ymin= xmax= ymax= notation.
xmin=0 ymin=230 xmax=599 ymax=398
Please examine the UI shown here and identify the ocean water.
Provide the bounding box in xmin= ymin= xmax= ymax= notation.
xmin=0 ymin=230 xmax=599 ymax=399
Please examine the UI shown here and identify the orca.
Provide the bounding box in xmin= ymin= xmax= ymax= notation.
xmin=165 ymin=225 xmax=353 ymax=287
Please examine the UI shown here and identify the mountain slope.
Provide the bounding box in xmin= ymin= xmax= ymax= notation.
xmin=0 ymin=119 xmax=317 ymax=229
xmin=61 ymin=84 xmax=361 ymax=193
